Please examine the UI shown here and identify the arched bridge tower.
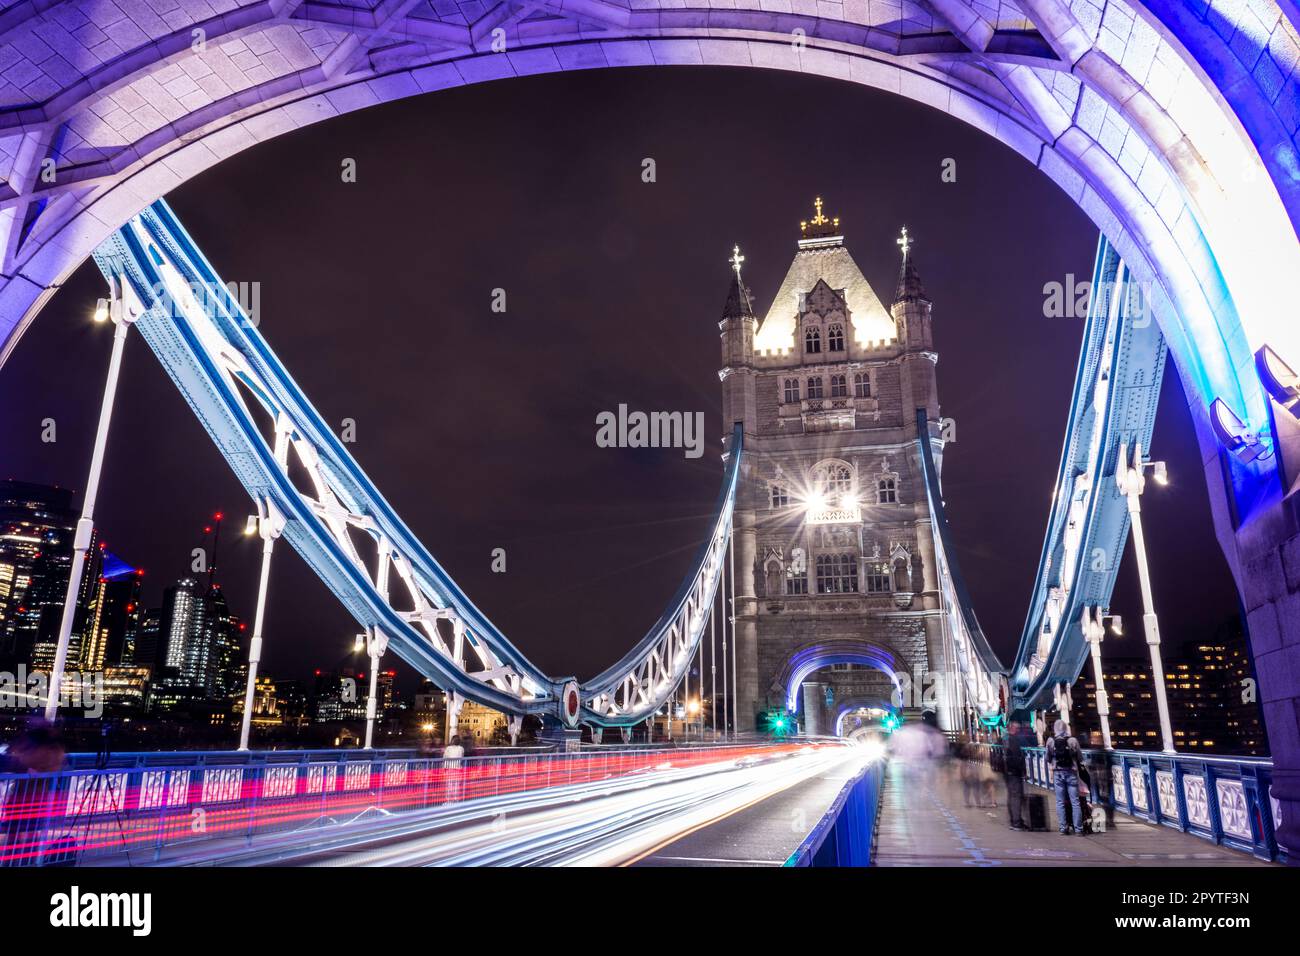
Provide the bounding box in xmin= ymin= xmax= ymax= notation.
xmin=720 ymin=201 xmax=953 ymax=733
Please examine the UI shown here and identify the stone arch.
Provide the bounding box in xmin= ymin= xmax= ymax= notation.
xmin=833 ymin=697 xmax=897 ymax=737
xmin=771 ymin=638 xmax=913 ymax=714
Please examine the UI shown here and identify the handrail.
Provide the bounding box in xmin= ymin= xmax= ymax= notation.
xmin=784 ymin=759 xmax=884 ymax=866
xmin=974 ymin=743 xmax=1281 ymax=862
xmin=0 ymin=742 xmax=791 ymax=867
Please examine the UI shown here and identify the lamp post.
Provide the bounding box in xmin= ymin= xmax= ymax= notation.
xmin=1082 ymin=607 xmax=1122 ymax=750
xmin=363 ymin=627 xmax=389 ymax=750
xmin=237 ymin=490 xmax=286 ymax=751
xmin=46 ymin=277 xmax=141 ymax=721
xmin=1116 ymin=440 xmax=1175 ymax=754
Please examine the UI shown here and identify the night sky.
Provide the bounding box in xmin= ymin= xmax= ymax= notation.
xmin=0 ymin=67 xmax=1239 ymax=688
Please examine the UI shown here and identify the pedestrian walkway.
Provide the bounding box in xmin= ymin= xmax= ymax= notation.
xmin=874 ymin=760 xmax=1270 ymax=867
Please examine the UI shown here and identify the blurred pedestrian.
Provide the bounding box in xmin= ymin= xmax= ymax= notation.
xmin=1001 ymin=720 xmax=1027 ymax=830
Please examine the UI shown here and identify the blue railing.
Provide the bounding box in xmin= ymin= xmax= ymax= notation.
xmin=0 ymin=741 xmax=769 ymax=867
xmin=785 ymin=759 xmax=884 ymax=867
xmin=994 ymin=744 xmax=1281 ymax=862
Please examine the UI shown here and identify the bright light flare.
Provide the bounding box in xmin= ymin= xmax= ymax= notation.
xmin=860 ymin=738 xmax=887 ymax=763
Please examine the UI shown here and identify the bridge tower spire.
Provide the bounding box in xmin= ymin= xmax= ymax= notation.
xmin=719 ymin=244 xmax=759 ymax=733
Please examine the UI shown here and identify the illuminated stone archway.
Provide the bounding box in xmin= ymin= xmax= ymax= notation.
xmin=834 ymin=698 xmax=897 ymax=737
xmin=770 ymin=638 xmax=914 ymax=737
xmin=2 ymin=0 xmax=1299 ymax=850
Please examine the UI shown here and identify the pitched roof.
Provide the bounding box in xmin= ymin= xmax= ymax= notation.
xmin=754 ymin=242 xmax=897 ymax=352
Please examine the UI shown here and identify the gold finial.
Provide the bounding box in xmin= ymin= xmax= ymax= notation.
xmin=729 ymin=244 xmax=745 ymax=275
xmin=897 ymin=225 xmax=912 ymax=257
xmin=800 ymin=196 xmax=841 ymax=239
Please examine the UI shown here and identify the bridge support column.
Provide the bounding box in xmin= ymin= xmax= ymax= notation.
xmin=922 ymin=615 xmax=958 ymax=735
xmin=445 ymin=690 xmax=464 ymax=744
xmin=1236 ymin=490 xmax=1300 ymax=860
xmin=734 ymin=508 xmax=759 ymax=734
xmin=802 ymin=682 xmax=827 ymax=736
xmin=590 ymin=727 xmax=603 ymax=745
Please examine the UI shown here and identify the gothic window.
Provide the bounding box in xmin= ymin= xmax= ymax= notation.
xmin=783 ymin=378 xmax=800 ymax=404
xmin=830 ymin=374 xmax=847 ymax=397
xmin=805 ymin=327 xmax=821 ymax=354
xmin=770 ymin=484 xmax=789 ymax=508
xmin=816 ymin=553 xmax=859 ymax=593
xmin=813 ymin=462 xmax=852 ymax=495
xmin=877 ymin=477 xmax=898 ymax=504
xmin=828 ymin=324 xmax=845 ymax=352
xmin=865 ymin=563 xmax=892 ymax=593
xmin=854 ymin=373 xmax=871 ymax=398
xmin=787 ymin=567 xmax=808 ymax=594
xmin=807 ymin=377 xmax=824 ymax=399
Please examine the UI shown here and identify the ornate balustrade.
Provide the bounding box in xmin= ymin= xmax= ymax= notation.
xmin=989 ymin=744 xmax=1282 ymax=862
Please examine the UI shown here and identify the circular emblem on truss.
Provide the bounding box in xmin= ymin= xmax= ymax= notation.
xmin=561 ymin=680 xmax=581 ymax=727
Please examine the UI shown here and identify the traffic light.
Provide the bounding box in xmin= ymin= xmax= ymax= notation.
xmin=881 ymin=711 xmax=901 ymax=734
xmin=762 ymin=709 xmax=792 ymax=736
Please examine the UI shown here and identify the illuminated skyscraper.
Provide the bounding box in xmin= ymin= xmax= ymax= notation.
xmin=0 ymin=480 xmax=101 ymax=671
xmin=79 ymin=552 xmax=143 ymax=671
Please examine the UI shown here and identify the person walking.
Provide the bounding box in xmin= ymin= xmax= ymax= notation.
xmin=1045 ymin=719 xmax=1085 ymax=834
xmin=1002 ymin=720 xmax=1027 ymax=830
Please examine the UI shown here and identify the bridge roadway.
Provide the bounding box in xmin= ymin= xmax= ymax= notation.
xmin=91 ymin=743 xmax=868 ymax=867
xmin=70 ymin=746 xmax=1275 ymax=867
xmin=875 ymin=761 xmax=1271 ymax=867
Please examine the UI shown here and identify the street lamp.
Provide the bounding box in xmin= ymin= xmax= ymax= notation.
xmin=1116 ymin=440 xmax=1176 ymax=754
xmin=47 ymin=277 xmax=140 ymax=722
xmin=1081 ymin=607 xmax=1119 ymax=750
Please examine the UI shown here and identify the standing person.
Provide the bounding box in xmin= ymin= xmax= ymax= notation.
xmin=1045 ymin=719 xmax=1085 ymax=835
xmin=1002 ymin=720 xmax=1027 ymax=831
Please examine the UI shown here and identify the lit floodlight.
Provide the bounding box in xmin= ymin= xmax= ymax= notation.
xmin=1256 ymin=344 xmax=1300 ymax=408
xmin=1152 ymin=461 xmax=1168 ymax=485
xmin=1210 ymin=399 xmax=1271 ymax=463
xmin=93 ymin=298 xmax=110 ymax=323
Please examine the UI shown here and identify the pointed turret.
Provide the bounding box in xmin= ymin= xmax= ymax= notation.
xmin=893 ymin=226 xmax=929 ymax=305
xmin=890 ymin=225 xmax=938 ymax=431
xmin=722 ymin=244 xmax=755 ymax=319
xmin=719 ymin=244 xmax=757 ymax=442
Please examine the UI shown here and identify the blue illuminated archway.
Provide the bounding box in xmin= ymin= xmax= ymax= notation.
xmin=774 ymin=640 xmax=909 ymax=715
